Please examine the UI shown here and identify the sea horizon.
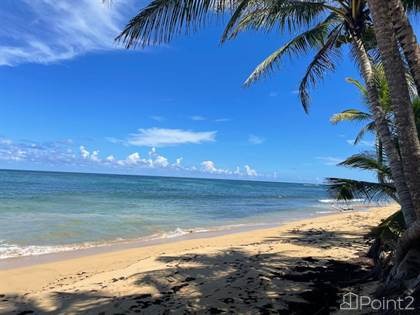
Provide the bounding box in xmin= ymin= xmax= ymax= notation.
xmin=0 ymin=169 xmax=376 ymax=261
xmin=0 ymin=167 xmax=321 ymax=186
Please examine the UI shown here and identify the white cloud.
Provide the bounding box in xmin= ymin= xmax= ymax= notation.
xmin=128 ymin=128 xmax=216 ymax=147
xmin=214 ymin=118 xmax=231 ymax=123
xmin=0 ymin=138 xmax=12 ymax=145
xmin=190 ymin=115 xmax=207 ymax=121
xmin=0 ymin=0 xmax=133 ymax=66
xmin=0 ymin=148 xmax=26 ymax=161
xmin=174 ymin=157 xmax=183 ymax=167
xmin=200 ymin=162 xmax=258 ymax=177
xmin=244 ymin=165 xmax=257 ymax=177
xmin=316 ymin=156 xmax=344 ymax=166
xmin=248 ymin=134 xmax=265 ymax=145
xmin=0 ymin=136 xmax=262 ymax=179
xmin=105 ymin=147 xmax=173 ymax=169
xmin=201 ymin=160 xmax=230 ymax=175
xmin=150 ymin=115 xmax=166 ymax=122
xmin=126 ymin=152 xmax=141 ymax=165
xmin=80 ymin=146 xmax=90 ymax=159
xmin=0 ymin=139 xmax=76 ymax=163
xmin=105 ymin=155 xmax=115 ymax=162
xmin=80 ymin=146 xmax=101 ymax=162
xmin=153 ymin=155 xmax=169 ymax=167
xmin=148 ymin=147 xmax=169 ymax=167
xmin=106 ymin=137 xmax=125 ymax=145
xmin=201 ymin=160 xmax=217 ymax=172
xmin=234 ymin=166 xmax=241 ymax=175
xmin=90 ymin=150 xmax=101 ymax=162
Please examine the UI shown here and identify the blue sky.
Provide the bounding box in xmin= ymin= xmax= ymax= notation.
xmin=0 ymin=0 xmax=403 ymax=183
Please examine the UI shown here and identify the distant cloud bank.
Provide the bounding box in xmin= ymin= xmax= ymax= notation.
xmin=0 ymin=136 xmax=259 ymax=179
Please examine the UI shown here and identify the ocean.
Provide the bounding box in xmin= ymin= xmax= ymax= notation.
xmin=0 ymin=169 xmax=369 ymax=260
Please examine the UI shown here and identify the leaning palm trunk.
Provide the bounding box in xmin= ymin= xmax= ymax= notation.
xmin=368 ymin=0 xmax=420 ymax=295
xmin=352 ymin=37 xmax=416 ymax=226
xmin=368 ymin=0 xmax=420 ymax=216
xmin=389 ymin=0 xmax=420 ymax=93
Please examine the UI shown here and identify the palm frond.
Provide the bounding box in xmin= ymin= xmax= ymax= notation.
xmin=326 ymin=177 xmax=397 ymax=202
xmin=338 ymin=152 xmax=391 ymax=178
xmin=401 ymin=0 xmax=420 ymax=12
xmin=354 ymin=120 xmax=376 ymax=144
xmin=221 ymin=0 xmax=253 ymax=43
xmin=346 ymin=77 xmax=368 ymax=97
xmin=406 ymin=72 xmax=418 ymax=99
xmin=330 ymin=109 xmax=371 ymax=124
xmin=116 ymin=0 xmax=235 ymax=48
xmin=299 ymin=24 xmax=343 ymax=112
xmin=244 ymin=13 xmax=338 ymax=87
xmin=368 ymin=210 xmax=405 ymax=255
xmin=222 ymin=0 xmax=330 ymax=41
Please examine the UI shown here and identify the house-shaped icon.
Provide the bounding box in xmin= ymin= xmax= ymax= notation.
xmin=340 ymin=292 xmax=359 ymax=310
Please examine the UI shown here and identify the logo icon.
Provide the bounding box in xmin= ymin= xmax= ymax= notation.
xmin=340 ymin=292 xmax=359 ymax=310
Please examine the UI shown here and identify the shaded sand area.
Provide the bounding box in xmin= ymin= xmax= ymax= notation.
xmin=0 ymin=205 xmax=402 ymax=314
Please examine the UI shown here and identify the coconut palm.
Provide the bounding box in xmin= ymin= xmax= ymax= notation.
xmin=328 ymin=69 xmax=395 ymax=202
xmin=389 ymin=0 xmax=420 ymax=93
xmin=366 ymin=3 xmax=420 ymax=285
xmin=329 ymin=65 xmax=420 ymax=200
xmin=118 ymin=0 xmax=418 ymax=227
xmin=330 ymin=74 xmax=387 ymax=148
xmin=117 ymin=1 xmax=420 ymax=290
xmin=367 ymin=0 xmax=420 ymax=221
xmin=330 ymin=65 xmax=420 ymax=176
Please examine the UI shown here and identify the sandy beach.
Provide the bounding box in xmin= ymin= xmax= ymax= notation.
xmin=0 ymin=204 xmax=398 ymax=314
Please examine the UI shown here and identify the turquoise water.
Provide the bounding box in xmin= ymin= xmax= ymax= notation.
xmin=0 ymin=169 xmax=362 ymax=259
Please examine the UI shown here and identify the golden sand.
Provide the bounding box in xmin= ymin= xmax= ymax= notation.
xmin=0 ymin=204 xmax=398 ymax=314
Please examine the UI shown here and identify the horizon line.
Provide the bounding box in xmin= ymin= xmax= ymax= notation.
xmin=0 ymin=167 xmax=324 ymax=186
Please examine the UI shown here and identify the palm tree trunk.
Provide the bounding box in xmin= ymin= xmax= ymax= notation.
xmin=368 ymin=0 xmax=420 ymax=294
xmin=368 ymin=0 xmax=420 ymax=217
xmin=352 ymin=37 xmax=416 ymax=226
xmin=376 ymin=137 xmax=384 ymax=184
xmin=389 ymin=0 xmax=420 ymax=93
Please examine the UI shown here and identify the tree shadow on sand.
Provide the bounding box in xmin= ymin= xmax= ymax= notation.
xmin=2 ymin=230 xmax=420 ymax=314
xmin=262 ymin=228 xmax=368 ymax=250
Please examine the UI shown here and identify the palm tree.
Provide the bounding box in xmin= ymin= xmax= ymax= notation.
xmin=367 ymin=1 xmax=420 ymax=280
xmin=368 ymin=0 xmax=420 ymax=213
xmin=117 ymin=0 xmax=418 ymax=227
xmin=329 ymin=64 xmax=420 ymax=294
xmin=329 ymin=68 xmax=397 ymax=202
xmin=117 ymin=1 xmax=420 ymax=290
xmin=350 ymin=26 xmax=417 ymax=227
xmin=331 ymin=74 xmax=388 ymax=135
xmin=389 ymin=0 xmax=420 ymax=96
xmin=331 ymin=72 xmax=389 ymax=183
xmin=330 ymin=96 xmax=420 ymax=199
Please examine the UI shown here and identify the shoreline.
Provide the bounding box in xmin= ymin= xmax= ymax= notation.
xmin=0 ymin=203 xmax=384 ymax=270
xmin=0 ymin=204 xmax=400 ymax=314
xmin=0 ymin=221 xmax=278 ymax=270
